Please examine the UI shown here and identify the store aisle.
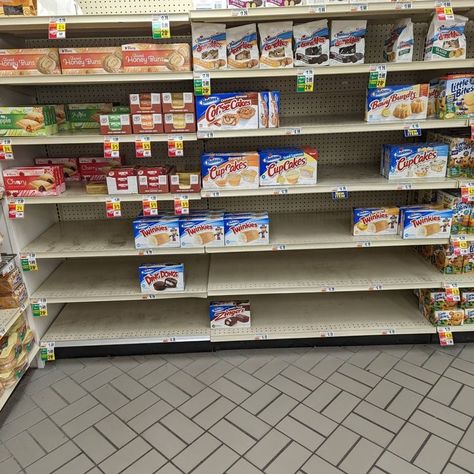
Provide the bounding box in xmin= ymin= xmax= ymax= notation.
xmin=0 ymin=344 xmax=473 ymax=474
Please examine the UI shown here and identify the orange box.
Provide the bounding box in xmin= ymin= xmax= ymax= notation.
xmin=0 ymin=48 xmax=60 ymax=76
xmin=59 ymin=47 xmax=123 ymax=75
xmin=122 ymin=43 xmax=191 ymax=73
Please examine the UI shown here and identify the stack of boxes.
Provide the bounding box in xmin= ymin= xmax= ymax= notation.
xmin=0 ymin=256 xmax=28 ymax=310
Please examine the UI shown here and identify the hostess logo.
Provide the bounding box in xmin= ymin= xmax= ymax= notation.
xmin=369 ymin=88 xmax=394 ymax=99
xmin=228 ymin=33 xmax=256 ymax=55
xmin=203 ymin=156 xmax=225 ymax=167
xmin=194 ymin=33 xmax=226 ymax=52
xmin=199 ymin=96 xmax=220 ymax=107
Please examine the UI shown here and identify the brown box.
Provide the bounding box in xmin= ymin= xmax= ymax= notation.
xmin=59 ymin=47 xmax=123 ymax=75
xmin=0 ymin=48 xmax=60 ymax=76
xmin=132 ymin=114 xmax=164 ymax=134
xmin=100 ymin=114 xmax=132 ymax=135
xmin=137 ymin=166 xmax=173 ymax=194
xmin=78 ymin=157 xmax=123 ymax=181
xmin=106 ymin=168 xmax=138 ymax=194
xmin=129 ymin=93 xmax=162 ymax=114
xmin=122 ymin=43 xmax=191 ymax=73
xmin=169 ymin=172 xmax=201 ymax=194
xmin=161 ymin=92 xmax=195 ymax=114
xmin=164 ymin=113 xmax=196 ymax=134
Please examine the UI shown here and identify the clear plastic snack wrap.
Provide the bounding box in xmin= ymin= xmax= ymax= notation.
xmin=330 ymin=20 xmax=367 ymax=65
xmin=227 ymin=24 xmax=259 ymax=69
xmin=384 ymin=18 xmax=413 ymax=63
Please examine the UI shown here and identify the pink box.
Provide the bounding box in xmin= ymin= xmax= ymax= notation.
xmin=3 ymin=166 xmax=65 ymax=197
xmin=78 ymin=157 xmax=123 ymax=182
xmin=34 ymin=157 xmax=80 ymax=182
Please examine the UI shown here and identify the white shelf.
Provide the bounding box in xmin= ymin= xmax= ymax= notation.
xmin=198 ymin=115 xmax=469 ymax=139
xmin=208 ymin=247 xmax=472 ymax=296
xmin=32 ymin=256 xmax=209 ymax=303
xmin=41 ymin=300 xmax=210 ymax=347
xmin=202 ymin=164 xmax=458 ymax=198
xmin=23 ymin=221 xmax=204 ymax=258
xmin=10 ymin=183 xmax=201 ymax=205
xmin=0 ymin=303 xmax=27 ymax=338
xmin=0 ymin=345 xmax=39 ymax=412
xmin=210 ymin=291 xmax=436 ymax=342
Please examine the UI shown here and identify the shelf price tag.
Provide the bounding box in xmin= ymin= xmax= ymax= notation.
xmin=321 ymin=287 xmax=335 ymax=292
xmin=438 ymin=326 xmax=454 ymax=346
xmin=142 ymin=196 xmax=158 ymax=216
xmin=194 ymin=72 xmax=211 ymax=96
xmin=444 ymin=284 xmax=460 ymax=302
xmin=286 ymin=128 xmax=301 ymax=135
xmin=104 ymin=137 xmax=120 ymax=158
xmin=296 ymin=69 xmax=314 ymax=93
xmin=135 ymin=136 xmax=152 ymax=158
xmin=152 ymin=14 xmax=170 ymax=39
xmin=106 ymin=198 xmax=121 ymax=218
xmin=272 ymin=244 xmax=286 ymax=251
xmin=452 ymin=237 xmax=470 ymax=256
xmin=403 ymin=123 xmax=422 ymax=138
xmin=461 ymin=182 xmax=474 ymax=202
xmin=174 ymin=195 xmax=189 ymax=215
xmin=0 ymin=139 xmax=13 ymax=160
xmin=197 ymin=131 xmax=214 ymax=139
xmin=350 ymin=0 xmax=368 ymax=11
xmin=168 ymin=135 xmax=184 ymax=157
xmin=395 ymin=1 xmax=412 ymax=9
xmin=369 ymin=284 xmax=383 ymax=291
xmin=48 ymin=17 xmax=66 ymax=39
xmin=332 ymin=186 xmax=348 ymax=200
xmin=20 ymin=253 xmax=38 ymax=272
xmin=255 ymin=334 xmax=268 ymax=340
xmin=40 ymin=342 xmax=55 ymax=362
xmin=231 ymin=8 xmax=249 ymax=16
xmin=356 ymin=241 xmax=371 ymax=248
xmin=382 ymin=329 xmax=396 ymax=335
xmin=8 ymin=199 xmax=24 ymax=219
xmin=368 ymin=65 xmax=387 ymax=89
xmin=307 ymin=0 xmax=327 ymax=13
xmin=274 ymin=188 xmax=289 ymax=195
xmin=320 ymin=331 xmax=335 ymax=337
xmin=435 ymin=1 xmax=454 ymax=20
xmin=32 ymin=298 xmax=48 ymax=318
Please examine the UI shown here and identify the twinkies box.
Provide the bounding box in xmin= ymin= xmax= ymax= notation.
xmin=133 ymin=216 xmax=180 ymax=249
xmin=201 ymin=152 xmax=259 ymax=190
xmin=365 ymin=84 xmax=429 ymax=122
xmin=34 ymin=157 xmax=80 ymax=182
xmin=381 ymin=143 xmax=449 ymax=179
xmin=0 ymin=48 xmax=61 ymax=76
xmin=139 ymin=263 xmax=184 ymax=293
xmin=209 ymin=300 xmax=251 ymax=329
xmin=259 ymin=147 xmax=318 ymax=186
xmin=59 ymin=47 xmax=123 ymax=75
xmin=196 ymin=92 xmax=258 ymax=131
xmin=3 ymin=165 xmax=65 ymax=197
xmin=0 ymin=106 xmax=57 ymax=136
xmin=352 ymin=207 xmax=399 ymax=236
xmin=400 ymin=207 xmax=453 ymax=239
xmin=224 ymin=212 xmax=269 ymax=246
xmin=179 ymin=213 xmax=225 ymax=248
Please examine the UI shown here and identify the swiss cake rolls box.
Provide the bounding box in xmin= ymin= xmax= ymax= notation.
xmin=78 ymin=156 xmax=123 ymax=181
xmin=437 ymin=74 xmax=474 ymax=120
xmin=122 ymin=43 xmax=191 ymax=73
xmin=106 ymin=168 xmax=138 ymax=194
xmin=224 ymin=212 xmax=269 ymax=246
xmin=59 ymin=47 xmax=123 ymax=75
xmin=100 ymin=113 xmax=132 ymax=135
xmin=132 ymin=114 xmax=163 ymax=134
xmin=3 ymin=165 xmax=65 ymax=197
xmin=66 ymin=104 xmax=127 ymax=130
xmin=352 ymin=207 xmax=399 ymax=236
xmin=163 ymin=113 xmax=196 ymax=134
xmin=139 ymin=263 xmax=184 ymax=293
xmin=381 ymin=143 xmax=449 ymax=179
xmin=0 ymin=106 xmax=57 ymax=136
xmin=137 ymin=166 xmax=172 ymax=194
xmin=209 ymin=300 xmax=251 ymax=329
xmin=259 ymin=147 xmax=318 ymax=186
xmin=201 ymin=152 xmax=259 ymax=190
xmin=196 ymin=92 xmax=259 ymax=130
xmin=34 ymin=157 xmax=80 ymax=182
xmin=0 ymin=48 xmax=61 ymax=76
xmin=161 ymin=93 xmax=194 ymax=114
xmin=129 ymin=93 xmax=161 ymax=114
xmin=365 ymin=84 xmax=429 ymax=122
xmin=399 ymin=206 xmax=453 ymax=239
xmin=133 ymin=216 xmax=180 ymax=249
xmin=179 ymin=212 xmax=225 ymax=248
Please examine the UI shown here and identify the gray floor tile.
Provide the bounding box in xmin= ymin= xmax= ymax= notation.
xmin=178 ymin=387 xmax=220 ymax=418
xmin=342 ymin=413 xmax=394 ymax=448
xmin=210 ymin=419 xmax=255 ymax=455
xmin=50 ymin=395 xmax=98 ymax=427
xmin=167 ymin=370 xmax=206 ymax=396
xmin=225 ymin=367 xmax=265 ymax=393
xmin=258 ymin=393 xmax=299 ymax=425
xmin=459 ymin=420 xmax=474 ymax=453
xmin=155 ymin=462 xmax=182 ymax=474
xmin=428 ymin=377 xmax=462 ymax=406
xmin=387 ymin=422 xmax=429 ymax=461
xmin=339 ymin=438 xmax=384 ymax=474
xmin=413 ymin=435 xmax=455 ymax=474
xmin=303 ymin=381 xmax=340 ymax=412
xmin=355 ymin=401 xmax=404 ymax=433
xmin=193 ymin=397 xmax=236 ymax=430
xmin=28 ymin=418 xmax=68 ymax=453
xmin=290 ymin=403 xmax=338 ymax=437
xmin=51 ymin=377 xmax=87 ymax=404
xmin=376 ymin=451 xmax=428 ymax=474
xmin=109 ymin=356 xmax=140 ymax=372
xmin=0 ymin=456 xmax=22 ymax=473
xmin=327 ymin=372 xmax=371 ymax=398
xmin=410 ymin=410 xmax=464 ymax=444
xmin=310 ymin=356 xmax=344 ymax=380
xmin=301 ymin=454 xmax=344 ymax=474
xmin=172 ymin=433 xmax=221 ymax=472
xmin=74 ymin=427 xmax=116 ymax=464
xmin=142 ymin=422 xmax=186 ymax=459
xmin=386 ymin=388 xmax=423 ymax=420
xmin=227 ymin=457 xmax=263 ymax=474
xmin=338 ymin=363 xmax=381 ymax=387
xmin=253 ymin=358 xmax=289 ymax=383
xmin=91 ymin=384 xmax=128 ymax=411
xmin=245 ymin=429 xmax=290 ymax=470
xmin=265 ymin=441 xmax=312 ymax=474
xmin=366 ymin=353 xmax=399 ymax=377
xmin=127 ymin=400 xmax=173 ymax=433
xmin=31 ymin=387 xmax=68 ymax=416
xmin=115 ymin=391 xmax=159 ymax=422
xmin=160 ymin=410 xmax=204 ymax=444
xmin=98 ymin=437 xmax=151 ymax=474
xmin=394 ymin=360 xmax=439 ymax=385
xmin=241 ymin=385 xmax=281 ymax=415
xmin=291 ymin=350 xmax=327 ymax=372
xmin=365 ymin=379 xmax=401 ymax=409
xmin=121 ymin=449 xmax=166 ymax=474
xmin=451 ymin=385 xmax=474 ymax=416
xmin=0 ymin=408 xmax=47 ymax=442
xmin=385 ymin=369 xmax=432 ymax=396
xmin=451 ymin=447 xmax=474 ymax=472
xmin=344 ymin=349 xmax=380 ymax=369
xmin=62 ymin=403 xmax=110 ymax=438
xmin=54 ymin=454 xmax=94 ymax=474
xmin=322 ymin=391 xmax=360 ymax=423
xmin=280 ymin=365 xmax=322 ymax=390
xmin=192 ymin=445 xmax=239 ymax=474
xmin=445 ymin=367 xmax=474 ymax=388
xmin=0 ymin=392 xmax=37 ymax=424
xmin=317 ymin=425 xmax=359 ymax=466
xmin=422 ymin=351 xmax=453 ymax=375
xmin=138 ymin=363 xmax=178 ymax=389
xmin=127 ymin=358 xmax=166 ymax=380
xmin=25 ymin=441 xmax=80 ymax=474
xmin=443 ymin=463 xmax=470 ymax=474
xmin=211 ymin=377 xmax=251 ymax=404
xmin=197 ymin=360 xmax=233 ymax=385
xmin=402 ymin=346 xmax=434 ymax=367
xmin=95 ymin=414 xmax=136 ymax=449
xmin=5 ymin=431 xmax=45 ymax=468
xmin=81 ymin=366 xmax=122 ymax=392
xmin=268 ymin=374 xmax=311 ymax=401
xmin=110 ymin=373 xmax=146 ymax=400
xmin=182 ymin=354 xmax=219 ymax=376
xmin=419 ymin=398 xmax=471 ymax=429
xmin=151 ymin=380 xmax=190 ymax=407
xmin=275 ymin=416 xmax=325 ymax=451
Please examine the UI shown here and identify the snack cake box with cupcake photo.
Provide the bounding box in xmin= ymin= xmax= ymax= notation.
xmin=365 ymin=84 xmax=429 ymax=122
xmin=437 ymin=74 xmax=474 ymax=119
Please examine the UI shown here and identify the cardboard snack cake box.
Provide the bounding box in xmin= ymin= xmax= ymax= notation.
xmin=137 ymin=167 xmax=172 ymax=194
xmin=209 ymin=300 xmax=251 ymax=329
xmin=133 ymin=216 xmax=180 ymax=249
xmin=78 ymin=157 xmax=123 ymax=182
xmin=224 ymin=212 xmax=269 ymax=246
xmin=180 ymin=212 xmax=225 ymax=248
xmin=129 ymin=93 xmax=161 ymax=114
xmin=66 ymin=104 xmax=127 ymax=130
xmin=437 ymin=74 xmax=474 ymax=120
xmin=0 ymin=48 xmax=61 ymax=76
xmin=34 ymin=157 xmax=80 ymax=182
xmin=400 ymin=207 xmax=453 ymax=239
xmin=0 ymin=106 xmax=57 ymax=136
xmin=132 ymin=114 xmax=163 ymax=134
xmin=59 ymin=47 xmax=123 ymax=75
xmin=162 ymin=92 xmax=194 ymax=114
xmin=139 ymin=263 xmax=184 ymax=293
xmin=122 ymin=43 xmax=191 ymax=73
xmin=353 ymin=207 xmax=399 ymax=236
xmin=100 ymin=114 xmax=132 ymax=135
xmin=106 ymin=168 xmax=138 ymax=194
xmin=3 ymin=165 xmax=65 ymax=197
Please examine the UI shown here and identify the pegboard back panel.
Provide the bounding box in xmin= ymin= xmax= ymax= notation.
xmin=75 ymin=0 xmax=192 ymax=14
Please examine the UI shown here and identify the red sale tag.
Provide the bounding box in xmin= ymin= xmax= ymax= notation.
xmin=0 ymin=140 xmax=13 ymax=160
xmin=436 ymin=5 xmax=454 ymax=20
xmin=461 ymin=183 xmax=474 ymax=203
xmin=444 ymin=284 xmax=460 ymax=303
xmin=142 ymin=196 xmax=158 ymax=216
xmin=106 ymin=198 xmax=121 ymax=218
xmin=104 ymin=137 xmax=120 ymax=158
xmin=135 ymin=136 xmax=152 ymax=158
xmin=438 ymin=327 xmax=454 ymax=346
xmin=452 ymin=238 xmax=469 ymax=256
xmin=168 ymin=135 xmax=184 ymax=158
xmin=8 ymin=199 xmax=24 ymax=219
xmin=174 ymin=196 xmax=189 ymax=215
xmin=48 ymin=17 xmax=66 ymax=39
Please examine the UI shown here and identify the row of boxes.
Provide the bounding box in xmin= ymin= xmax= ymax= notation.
xmin=418 ymin=244 xmax=474 ymax=275
xmin=133 ymin=211 xmax=269 ymax=249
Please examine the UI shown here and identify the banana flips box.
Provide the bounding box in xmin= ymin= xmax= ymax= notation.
xmin=224 ymin=212 xmax=269 ymax=246
xmin=139 ymin=263 xmax=184 ymax=293
xmin=133 ymin=216 xmax=180 ymax=249
xmin=353 ymin=207 xmax=399 ymax=236
xmin=400 ymin=207 xmax=453 ymax=239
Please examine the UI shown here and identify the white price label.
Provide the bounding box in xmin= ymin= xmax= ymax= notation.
xmin=321 ymin=287 xmax=336 ymax=292
xmin=309 ymin=4 xmax=326 ymax=13
xmin=152 ymin=14 xmax=170 ymax=39
xmin=320 ymin=331 xmax=335 ymax=337
xmin=272 ymin=244 xmax=286 ymax=251
xmin=231 ymin=8 xmax=249 ymax=16
xmin=168 ymin=135 xmax=184 ymax=158
xmin=286 ymin=128 xmax=302 ymax=135
xmin=255 ymin=334 xmax=268 ymax=340
xmin=142 ymin=196 xmax=158 ymax=216
xmin=48 ymin=17 xmax=66 ymax=39
xmin=106 ymin=198 xmax=121 ymax=218
xmin=395 ymin=2 xmax=412 ymax=8
xmin=382 ymin=329 xmax=396 ymax=335
xmin=135 ymin=136 xmax=152 ymax=158
xmin=356 ymin=241 xmax=371 ymax=248
xmin=104 ymin=137 xmax=120 ymax=158
xmin=198 ymin=131 xmax=214 ymax=139
xmin=369 ymin=284 xmax=383 ymax=291
xmin=350 ymin=2 xmax=368 ymax=11
xmin=206 ymin=191 xmax=220 ymax=198
xmin=142 ymin=294 xmax=157 ymax=300
xmin=8 ymin=199 xmax=24 ymax=219
xmin=397 ymin=183 xmax=412 ymax=190
xmin=274 ymin=188 xmax=289 ymax=195
xmin=0 ymin=139 xmax=13 ymax=160
xmin=40 ymin=342 xmax=55 ymax=361
xmin=194 ymin=72 xmax=211 ymax=96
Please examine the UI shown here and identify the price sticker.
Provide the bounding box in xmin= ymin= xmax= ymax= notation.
xmin=197 ymin=131 xmax=214 ymax=139
xmin=395 ymin=1 xmax=412 ymax=8
xmin=138 ymin=249 xmax=154 ymax=256
xmin=48 ymin=17 xmax=66 ymax=39
xmin=168 ymin=135 xmax=184 ymax=158
xmin=369 ymin=284 xmax=383 ymax=291
xmin=152 ymin=14 xmax=170 ymax=39
xmin=320 ymin=331 xmax=335 ymax=337
xmin=368 ymin=65 xmax=387 ymax=89
xmin=397 ymin=183 xmax=412 ymax=190
xmin=174 ymin=195 xmax=189 ymax=215
xmin=274 ymin=188 xmax=289 ymax=195
xmin=231 ymin=8 xmax=249 ymax=16
xmin=272 ymin=244 xmax=286 ymax=251
xmin=142 ymin=196 xmax=158 ymax=217
xmin=332 ymin=186 xmax=349 ymax=200
xmin=20 ymin=253 xmax=38 ymax=272
xmin=296 ymin=69 xmax=314 ymax=93
xmin=104 ymin=137 xmax=120 ymax=158
xmin=356 ymin=241 xmax=371 ymax=248
xmin=142 ymin=294 xmax=157 ymax=300
xmin=321 ymin=287 xmax=336 ymax=292
xmin=444 ymin=284 xmax=460 ymax=302
xmin=40 ymin=342 xmax=55 ymax=362
xmin=403 ymin=123 xmax=422 ymax=138
xmin=461 ymin=182 xmax=474 ymax=203
xmin=452 ymin=237 xmax=470 ymax=256
xmin=8 ymin=199 xmax=24 ymax=219
xmin=0 ymin=139 xmax=13 ymax=160
xmin=135 ymin=136 xmax=152 ymax=158
xmin=350 ymin=1 xmax=368 ymax=11
xmin=205 ymin=191 xmax=220 ymax=198
xmin=32 ymin=298 xmax=48 ymax=318
xmin=194 ymin=72 xmax=211 ymax=96
xmin=106 ymin=198 xmax=121 ymax=218
xmin=309 ymin=4 xmax=326 ymax=13
xmin=286 ymin=128 xmax=302 ymax=135
xmin=382 ymin=329 xmax=396 ymax=335
xmin=435 ymin=1 xmax=454 ymax=20
xmin=255 ymin=334 xmax=268 ymax=340
xmin=438 ymin=326 xmax=454 ymax=346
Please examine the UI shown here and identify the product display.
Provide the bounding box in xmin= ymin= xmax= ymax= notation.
xmin=0 ymin=48 xmax=60 ymax=76
xmin=0 ymin=0 xmax=37 ymax=15
xmin=163 ymin=113 xmax=196 ymax=134
xmin=330 ymin=20 xmax=366 ymax=65
xmin=437 ymin=190 xmax=472 ymax=235
xmin=133 ymin=216 xmax=181 ymax=249
xmin=427 ymin=79 xmax=440 ymax=118
xmin=100 ymin=113 xmax=132 ymax=135
xmin=258 ymin=22 xmax=293 ymax=68
xmin=224 ymin=212 xmax=269 ymax=246
xmin=169 ymin=172 xmax=201 ymax=193
xmin=399 ymin=206 xmax=453 ymax=239
xmin=34 ymin=157 xmax=80 ymax=182
xmin=228 ymin=0 xmax=263 ymax=7
xmin=129 ymin=93 xmax=162 ymax=114
xmin=122 ymin=43 xmax=191 ymax=73
xmin=180 ymin=212 xmax=225 ymax=248
xmin=192 ymin=23 xmax=227 ymax=71
xmin=137 ymin=167 xmax=172 ymax=194
xmin=258 ymin=91 xmax=280 ymax=129
xmin=0 ymin=106 xmax=57 ymax=136
xmin=294 ymin=20 xmax=329 ymax=67
xmin=66 ymin=103 xmax=116 ymax=130
xmin=209 ymin=300 xmax=251 ymax=329
xmin=161 ymin=93 xmax=194 ymax=114
xmin=3 ymin=165 xmax=65 ymax=197
xmin=425 ymin=14 xmax=468 ymax=61
xmin=384 ymin=18 xmax=413 ymax=63
xmin=59 ymin=47 xmax=123 ymax=75
xmin=78 ymin=157 xmax=123 ymax=182
xmin=352 ymin=207 xmax=399 ymax=236
xmin=436 ymin=74 xmax=474 ymax=120
xmin=132 ymin=114 xmax=163 ymax=134
xmin=0 ymin=256 xmax=28 ymax=311
xmin=106 ymin=168 xmax=138 ymax=194
xmin=227 ymin=24 xmax=259 ymax=69
xmin=139 ymin=263 xmax=184 ymax=292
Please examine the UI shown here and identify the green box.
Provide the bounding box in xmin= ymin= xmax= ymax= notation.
xmin=66 ymin=103 xmax=129 ymax=130
xmin=0 ymin=106 xmax=58 ymax=137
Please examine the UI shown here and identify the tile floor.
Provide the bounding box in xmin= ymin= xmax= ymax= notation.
xmin=1 ymin=344 xmax=474 ymax=473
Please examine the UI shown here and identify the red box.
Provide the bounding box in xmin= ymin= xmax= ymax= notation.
xmin=106 ymin=167 xmax=138 ymax=194
xmin=169 ymin=172 xmax=201 ymax=194
xmin=78 ymin=157 xmax=123 ymax=182
xmin=34 ymin=157 xmax=80 ymax=182
xmin=137 ymin=166 xmax=174 ymax=194
xmin=132 ymin=114 xmax=164 ymax=134
xmin=161 ymin=92 xmax=195 ymax=114
xmin=130 ymin=93 xmax=162 ymax=114
xmin=163 ymin=113 xmax=196 ymax=134
xmin=3 ymin=166 xmax=65 ymax=197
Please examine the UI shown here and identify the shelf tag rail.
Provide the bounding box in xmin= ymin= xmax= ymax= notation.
xmin=152 ymin=14 xmax=170 ymax=39
xmin=8 ymin=199 xmax=24 ymax=219
xmin=48 ymin=17 xmax=66 ymax=39
xmin=0 ymin=139 xmax=13 ymax=160
xmin=135 ymin=136 xmax=152 ymax=158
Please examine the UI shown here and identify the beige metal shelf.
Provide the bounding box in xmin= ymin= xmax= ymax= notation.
xmin=210 ymin=291 xmax=436 ymax=342
xmin=0 ymin=303 xmax=28 ymax=338
xmin=32 ymin=256 xmax=209 ymax=303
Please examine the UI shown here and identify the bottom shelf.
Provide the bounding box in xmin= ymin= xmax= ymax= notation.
xmin=39 ymin=291 xmax=469 ymax=347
